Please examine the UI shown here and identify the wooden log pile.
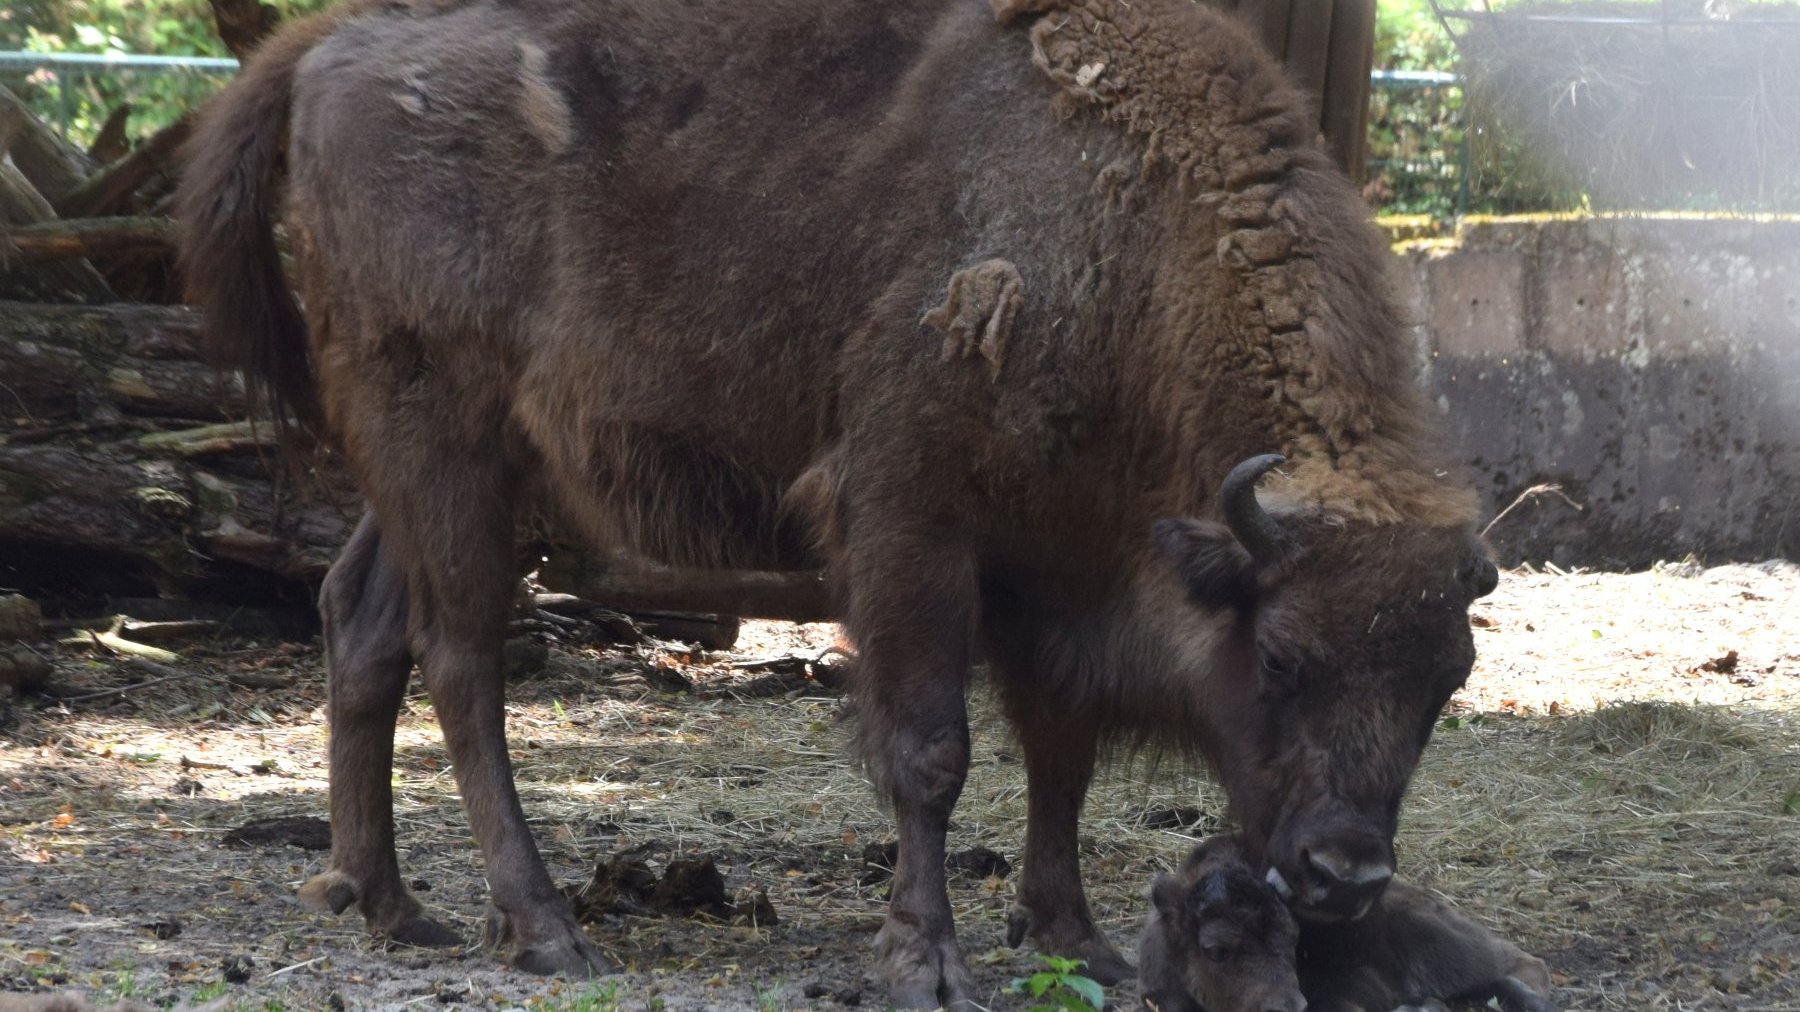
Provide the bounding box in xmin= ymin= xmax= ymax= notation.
xmin=0 ymin=1 xmax=832 ymax=633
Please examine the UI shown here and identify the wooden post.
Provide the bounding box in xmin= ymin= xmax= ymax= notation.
xmin=1206 ymin=0 xmax=1375 ymax=183
xmin=1320 ymin=0 xmax=1375 ymax=184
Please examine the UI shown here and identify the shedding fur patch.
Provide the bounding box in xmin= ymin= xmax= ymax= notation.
xmin=921 ymin=258 xmax=1025 ymax=381
xmin=516 ymin=41 xmax=573 ymax=155
xmin=1006 ymin=0 xmax=1477 ymax=526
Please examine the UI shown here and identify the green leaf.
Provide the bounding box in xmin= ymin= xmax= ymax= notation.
xmin=1782 ymin=790 xmax=1800 ymax=816
xmin=1063 ymin=974 xmax=1105 ymax=1010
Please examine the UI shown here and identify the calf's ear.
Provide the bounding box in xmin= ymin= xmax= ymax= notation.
xmin=1155 ymin=519 xmax=1258 ymax=609
xmin=1151 ymin=872 xmax=1190 ymax=924
xmin=1459 ymin=554 xmax=1499 ymax=599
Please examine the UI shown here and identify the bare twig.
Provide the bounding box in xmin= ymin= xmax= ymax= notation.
xmin=71 ymin=623 xmax=181 ymax=665
xmin=54 ymin=656 xmax=211 ymax=702
xmin=54 ymin=117 xmax=191 ymax=219
xmin=1480 ymin=482 xmax=1585 ymax=539
xmin=265 ymin=955 xmax=326 ymax=979
xmin=87 ymin=103 xmax=133 ymax=165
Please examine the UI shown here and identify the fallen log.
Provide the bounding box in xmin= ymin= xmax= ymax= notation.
xmin=2 ymin=217 xmax=176 ymax=265
xmin=0 ymin=301 xmax=244 ymax=424
xmin=0 ymin=435 xmax=355 ymax=599
xmin=540 ymin=551 xmax=833 ymax=623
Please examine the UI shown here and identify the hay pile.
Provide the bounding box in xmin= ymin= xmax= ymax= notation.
xmin=1450 ymin=1 xmax=1800 ymax=211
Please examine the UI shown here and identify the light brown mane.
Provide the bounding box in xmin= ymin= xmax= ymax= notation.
xmin=1000 ymin=0 xmax=1477 ymax=527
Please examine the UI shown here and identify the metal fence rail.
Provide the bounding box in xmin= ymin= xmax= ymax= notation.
xmin=0 ymin=51 xmax=239 ymax=73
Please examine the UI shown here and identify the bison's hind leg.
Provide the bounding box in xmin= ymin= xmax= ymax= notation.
xmin=300 ymin=515 xmax=459 ymax=948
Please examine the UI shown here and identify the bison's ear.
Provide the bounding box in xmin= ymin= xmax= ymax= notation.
xmin=1155 ymin=519 xmax=1259 ymax=610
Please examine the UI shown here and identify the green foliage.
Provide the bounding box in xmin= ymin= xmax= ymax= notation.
xmin=1375 ymin=0 xmax=1457 ymax=72
xmin=1009 ymin=956 xmax=1105 ymax=1012
xmin=1367 ymin=0 xmax=1594 ymax=220
xmin=0 ymin=0 xmax=332 ymax=146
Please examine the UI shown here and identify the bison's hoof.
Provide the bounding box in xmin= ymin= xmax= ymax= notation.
xmin=874 ymin=916 xmax=975 ymax=1010
xmin=297 ymin=870 xmax=360 ymax=915
xmin=486 ymin=904 xmax=613 ymax=977
xmin=384 ymin=914 xmax=462 ymax=949
xmin=1495 ymin=975 xmax=1560 ymax=1012
xmin=1004 ymin=903 xmax=1135 ymax=986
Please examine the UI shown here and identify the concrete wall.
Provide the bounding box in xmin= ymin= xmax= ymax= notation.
xmin=1399 ymin=216 xmax=1800 ymax=567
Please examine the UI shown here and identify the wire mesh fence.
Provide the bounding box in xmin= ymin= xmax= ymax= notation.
xmin=1366 ymin=69 xmax=1471 ymax=221
xmin=0 ymin=50 xmax=235 ymax=153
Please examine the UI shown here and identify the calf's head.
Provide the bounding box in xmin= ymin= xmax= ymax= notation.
xmin=1145 ymin=834 xmax=1306 ymax=1012
xmin=1155 ymin=455 xmax=1497 ymax=923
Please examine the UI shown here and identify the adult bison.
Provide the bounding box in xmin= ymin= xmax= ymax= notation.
xmin=178 ymin=0 xmax=1498 ymax=1005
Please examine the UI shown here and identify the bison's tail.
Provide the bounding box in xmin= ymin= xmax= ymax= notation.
xmin=176 ymin=14 xmax=348 ymax=437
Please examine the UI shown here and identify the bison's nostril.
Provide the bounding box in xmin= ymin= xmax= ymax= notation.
xmin=1305 ymin=848 xmax=1393 ymax=889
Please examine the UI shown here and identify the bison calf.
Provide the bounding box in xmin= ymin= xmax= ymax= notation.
xmin=1140 ymin=836 xmax=1558 ymax=1012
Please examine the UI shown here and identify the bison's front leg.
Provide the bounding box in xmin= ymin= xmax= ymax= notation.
xmin=1002 ymin=711 xmax=1134 ymax=985
xmin=848 ymin=532 xmax=980 ymax=1010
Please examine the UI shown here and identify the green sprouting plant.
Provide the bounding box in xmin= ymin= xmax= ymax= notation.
xmin=531 ymin=980 xmax=622 ymax=1011
xmin=1009 ymin=955 xmax=1104 ymax=1012
xmin=753 ymin=981 xmax=787 ymax=1012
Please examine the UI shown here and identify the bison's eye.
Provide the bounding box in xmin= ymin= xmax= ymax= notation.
xmin=1202 ymin=943 xmax=1233 ymax=963
xmin=1257 ymin=646 xmax=1300 ymax=694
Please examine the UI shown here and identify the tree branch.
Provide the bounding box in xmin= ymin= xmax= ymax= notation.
xmin=1 ymin=216 xmax=176 ymax=265
xmin=207 ymin=0 xmax=283 ymax=61
xmin=0 ymin=84 xmax=96 ymax=203
xmin=54 ymin=118 xmax=191 ymax=219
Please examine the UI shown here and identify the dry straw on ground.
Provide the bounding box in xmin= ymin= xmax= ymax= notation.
xmin=0 ymin=564 xmax=1796 ymax=1008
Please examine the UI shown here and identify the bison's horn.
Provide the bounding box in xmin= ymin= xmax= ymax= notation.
xmin=1221 ymin=454 xmax=1286 ymax=560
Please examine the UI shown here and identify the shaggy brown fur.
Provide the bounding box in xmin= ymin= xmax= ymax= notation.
xmin=177 ymin=0 xmax=1497 ymax=1005
xmin=1140 ymin=836 xmax=1558 ymax=1012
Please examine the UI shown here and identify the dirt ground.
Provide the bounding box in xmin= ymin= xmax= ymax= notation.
xmin=1 ymin=561 xmax=1797 ymax=1011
